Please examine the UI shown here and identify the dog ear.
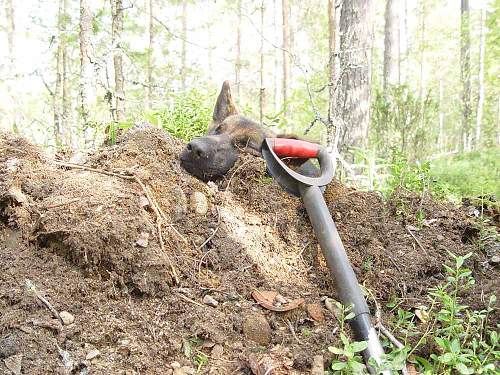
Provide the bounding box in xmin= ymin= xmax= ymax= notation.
xmin=213 ymin=81 xmax=239 ymax=124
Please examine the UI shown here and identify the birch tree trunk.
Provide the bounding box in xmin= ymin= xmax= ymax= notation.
xmin=337 ymin=0 xmax=374 ymax=152
xmin=383 ymin=0 xmax=399 ymax=93
xmin=475 ymin=8 xmax=486 ymax=148
xmin=460 ymin=0 xmax=472 ymax=151
xmin=146 ymin=0 xmax=154 ymax=110
xmin=79 ymin=0 xmax=93 ymax=136
xmin=438 ymin=79 xmax=444 ymax=151
xmin=259 ymin=0 xmax=265 ymax=124
xmin=282 ymin=0 xmax=290 ymax=118
xmin=61 ymin=0 xmax=70 ymax=145
xmin=181 ymin=0 xmax=187 ymax=91
xmin=5 ymin=0 xmax=14 ymax=66
xmin=235 ymin=0 xmax=242 ymax=99
xmin=111 ymin=0 xmax=125 ymax=122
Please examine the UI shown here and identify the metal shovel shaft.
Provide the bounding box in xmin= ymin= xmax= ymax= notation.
xmin=299 ymin=184 xmax=388 ymax=373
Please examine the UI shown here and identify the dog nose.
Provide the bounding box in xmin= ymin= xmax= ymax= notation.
xmin=186 ymin=139 xmax=208 ymax=158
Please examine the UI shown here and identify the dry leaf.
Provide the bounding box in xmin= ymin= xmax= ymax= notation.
xmin=251 ymin=290 xmax=304 ymax=312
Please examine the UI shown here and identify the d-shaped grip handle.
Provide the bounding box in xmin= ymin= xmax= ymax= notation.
xmin=273 ymin=138 xmax=319 ymax=159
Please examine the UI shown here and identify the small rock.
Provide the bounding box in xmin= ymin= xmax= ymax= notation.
xmin=274 ymin=294 xmax=287 ymax=304
xmin=0 ymin=336 xmax=19 ymax=359
xmin=211 ymin=344 xmax=224 ymax=359
xmin=242 ymin=314 xmax=271 ymax=346
xmin=171 ymin=186 xmax=188 ymax=221
xmin=4 ymin=354 xmax=22 ymax=375
xmin=311 ymin=355 xmax=324 ymax=375
xmin=436 ymin=234 xmax=445 ymax=242
xmin=203 ymin=295 xmax=219 ymax=307
xmin=190 ymin=192 xmax=209 ymax=216
xmin=7 ymin=185 xmax=26 ymax=203
xmin=59 ymin=311 xmax=75 ymax=326
xmin=170 ymin=361 xmax=181 ymax=369
xmin=136 ymin=232 xmax=149 ymax=248
xmin=85 ymin=349 xmax=100 ymax=361
xmin=306 ymin=303 xmax=325 ymax=322
xmin=207 ymin=181 xmax=219 ymax=194
xmin=139 ymin=195 xmax=150 ymax=207
xmin=490 ymin=255 xmax=500 ymax=264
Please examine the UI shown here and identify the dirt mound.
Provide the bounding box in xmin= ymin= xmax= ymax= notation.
xmin=0 ymin=126 xmax=498 ymax=374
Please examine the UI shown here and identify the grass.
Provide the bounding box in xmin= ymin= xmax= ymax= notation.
xmin=430 ymin=147 xmax=500 ymax=198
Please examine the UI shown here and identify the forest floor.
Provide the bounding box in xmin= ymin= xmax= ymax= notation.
xmin=0 ymin=125 xmax=498 ymax=374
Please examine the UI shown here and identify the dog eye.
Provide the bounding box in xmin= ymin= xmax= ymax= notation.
xmin=214 ymin=123 xmax=225 ymax=134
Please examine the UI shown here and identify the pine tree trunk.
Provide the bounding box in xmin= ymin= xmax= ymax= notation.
xmin=54 ymin=0 xmax=64 ymax=146
xmin=418 ymin=1 xmax=425 ymax=129
xmin=79 ymin=0 xmax=93 ymax=134
xmin=326 ymin=0 xmax=339 ymax=153
xmin=383 ymin=0 xmax=399 ymax=93
xmin=282 ymin=0 xmax=290 ymax=118
xmin=460 ymin=0 xmax=471 ymax=151
xmin=111 ymin=0 xmax=125 ymax=122
xmin=273 ymin=0 xmax=279 ymax=111
xmin=60 ymin=0 xmax=69 ymax=144
xmin=181 ymin=0 xmax=187 ymax=91
xmin=147 ymin=0 xmax=154 ymax=110
xmin=337 ymin=0 xmax=374 ymax=152
xmin=475 ymin=8 xmax=486 ymax=149
xmin=6 ymin=0 xmax=14 ymax=66
xmin=235 ymin=0 xmax=242 ymax=99
xmin=259 ymin=0 xmax=265 ymax=124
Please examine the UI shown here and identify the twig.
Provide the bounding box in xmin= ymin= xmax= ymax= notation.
xmin=197 ymin=209 xmax=222 ymax=274
xmin=225 ymin=160 xmax=252 ymax=191
xmin=53 ymin=161 xmax=135 ymax=180
xmin=286 ymin=319 xmax=302 ymax=344
xmin=25 ymin=279 xmax=64 ymax=325
xmin=375 ymin=323 xmax=405 ymax=350
xmin=45 ymin=198 xmax=80 ymax=209
xmin=405 ymin=226 xmax=428 ymax=255
xmin=176 ymin=293 xmax=205 ymax=308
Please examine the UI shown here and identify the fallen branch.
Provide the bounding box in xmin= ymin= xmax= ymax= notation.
xmin=376 ymin=323 xmax=405 ymax=350
xmin=25 ymin=279 xmax=64 ymax=325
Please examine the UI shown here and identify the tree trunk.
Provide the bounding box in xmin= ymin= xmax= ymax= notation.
xmin=79 ymin=0 xmax=93 ymax=134
xmin=235 ymin=0 xmax=242 ymax=99
xmin=273 ymin=0 xmax=279 ymax=111
xmin=259 ymin=0 xmax=265 ymax=124
xmin=337 ymin=0 xmax=374 ymax=152
xmin=181 ymin=0 xmax=187 ymax=91
xmin=146 ymin=0 xmax=154 ymax=110
xmin=475 ymin=8 xmax=486 ymax=148
xmin=282 ymin=0 xmax=290 ymax=118
xmin=460 ymin=0 xmax=471 ymax=151
xmin=5 ymin=0 xmax=14 ymax=65
xmin=418 ymin=1 xmax=426 ymax=130
xmin=400 ymin=0 xmax=408 ymax=83
xmin=383 ymin=0 xmax=399 ymax=93
xmin=326 ymin=0 xmax=340 ymax=155
xmin=111 ymin=0 xmax=125 ymax=122
xmin=438 ymin=78 xmax=444 ymax=151
xmin=54 ymin=0 xmax=64 ymax=146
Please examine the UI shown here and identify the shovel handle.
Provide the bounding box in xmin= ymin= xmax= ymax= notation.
xmin=272 ymin=138 xmax=319 ymax=159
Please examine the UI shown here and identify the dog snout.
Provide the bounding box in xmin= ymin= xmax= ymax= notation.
xmin=186 ymin=139 xmax=209 ymax=158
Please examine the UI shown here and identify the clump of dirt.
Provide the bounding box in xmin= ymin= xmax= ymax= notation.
xmin=0 ymin=126 xmax=498 ymax=374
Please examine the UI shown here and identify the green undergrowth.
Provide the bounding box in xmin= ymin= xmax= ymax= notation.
xmin=327 ymin=252 xmax=499 ymax=374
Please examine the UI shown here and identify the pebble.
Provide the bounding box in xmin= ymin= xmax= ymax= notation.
xmin=190 ymin=192 xmax=209 ymax=216
xmin=242 ymin=314 xmax=271 ymax=346
xmin=85 ymin=349 xmax=100 ymax=361
xmin=306 ymin=303 xmax=325 ymax=322
xmin=59 ymin=311 xmax=75 ymax=326
xmin=311 ymin=355 xmax=324 ymax=375
xmin=0 ymin=336 xmax=19 ymax=358
xmin=211 ymin=344 xmax=224 ymax=359
xmin=203 ymin=295 xmax=219 ymax=307
xmin=490 ymin=255 xmax=500 ymax=264
xmin=4 ymin=354 xmax=22 ymax=375
xmin=136 ymin=232 xmax=149 ymax=248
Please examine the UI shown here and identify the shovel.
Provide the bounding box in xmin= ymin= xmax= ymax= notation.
xmin=261 ymin=138 xmax=389 ymax=374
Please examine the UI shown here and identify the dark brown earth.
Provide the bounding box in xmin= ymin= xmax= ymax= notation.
xmin=1 ymin=125 xmax=498 ymax=374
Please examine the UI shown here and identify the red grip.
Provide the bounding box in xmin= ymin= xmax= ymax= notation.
xmin=272 ymin=138 xmax=319 ymax=158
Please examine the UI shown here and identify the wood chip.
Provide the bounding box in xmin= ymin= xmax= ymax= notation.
xmin=251 ymin=290 xmax=304 ymax=312
xmin=306 ymin=303 xmax=325 ymax=322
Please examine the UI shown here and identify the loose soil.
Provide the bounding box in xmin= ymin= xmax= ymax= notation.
xmin=0 ymin=125 xmax=498 ymax=374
